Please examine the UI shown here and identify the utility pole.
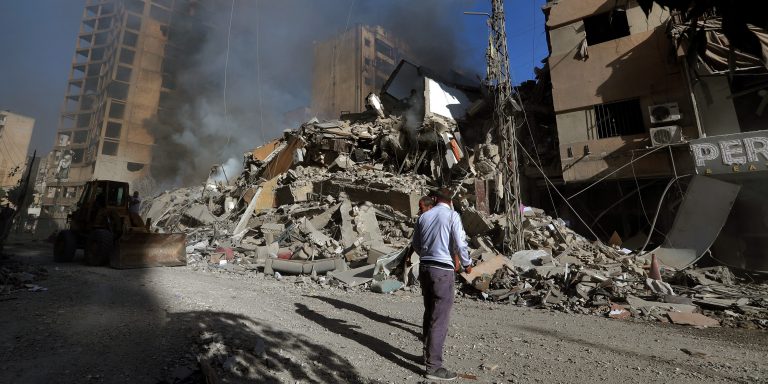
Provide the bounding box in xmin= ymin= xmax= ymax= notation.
xmin=486 ymin=0 xmax=524 ymax=253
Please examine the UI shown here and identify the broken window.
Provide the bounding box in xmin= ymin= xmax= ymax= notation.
xmin=123 ymin=31 xmax=139 ymax=47
xmin=127 ymin=162 xmax=144 ymax=172
xmin=115 ymin=65 xmax=132 ymax=82
xmin=583 ymin=10 xmax=630 ymax=46
xmin=102 ymin=141 xmax=119 ymax=156
xmin=72 ymin=148 xmax=85 ymax=163
xmin=73 ymin=130 xmax=88 ymax=144
xmin=105 ymin=121 xmax=122 ymax=139
xmin=593 ymin=99 xmax=645 ymax=139
xmin=150 ymin=5 xmax=172 ymax=24
xmin=108 ymin=82 xmax=130 ymax=101
xmin=96 ymin=17 xmax=112 ymax=31
xmin=119 ymin=48 xmax=135 ymax=65
xmin=375 ymin=39 xmax=393 ymax=58
xmin=126 ymin=0 xmax=145 ymax=14
xmin=364 ymin=38 xmax=371 ymax=47
xmin=126 ymin=13 xmax=142 ymax=31
xmin=76 ymin=113 xmax=91 ymax=128
xmin=161 ymin=73 xmax=176 ymax=90
xmin=91 ymin=48 xmax=104 ymax=61
xmin=108 ymin=102 xmax=125 ymax=119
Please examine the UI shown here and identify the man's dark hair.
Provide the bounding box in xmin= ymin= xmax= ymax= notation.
xmin=419 ymin=196 xmax=435 ymax=208
xmin=432 ymin=187 xmax=454 ymax=203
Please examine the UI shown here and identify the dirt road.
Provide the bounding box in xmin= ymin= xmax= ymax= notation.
xmin=1 ymin=242 xmax=767 ymax=383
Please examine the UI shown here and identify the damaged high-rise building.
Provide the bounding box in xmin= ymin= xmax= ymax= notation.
xmin=310 ymin=24 xmax=413 ymax=119
xmin=42 ymin=0 xmax=215 ymax=218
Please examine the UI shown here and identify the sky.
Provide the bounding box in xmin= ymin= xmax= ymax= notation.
xmin=0 ymin=0 xmax=548 ymax=165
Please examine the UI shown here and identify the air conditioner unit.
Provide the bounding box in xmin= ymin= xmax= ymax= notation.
xmin=649 ymin=102 xmax=682 ymax=124
xmin=649 ymin=126 xmax=682 ymax=146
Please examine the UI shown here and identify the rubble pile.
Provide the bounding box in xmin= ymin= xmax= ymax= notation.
xmin=0 ymin=258 xmax=48 ymax=294
xmin=142 ymin=72 xmax=768 ymax=329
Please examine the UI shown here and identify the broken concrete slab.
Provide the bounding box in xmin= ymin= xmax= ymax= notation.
xmin=626 ymin=295 xmax=698 ymax=314
xmin=509 ymin=250 xmax=550 ymax=270
xmin=183 ymin=204 xmax=217 ymax=226
xmin=461 ymin=255 xmax=512 ymax=284
xmin=329 ymin=264 xmax=375 ymax=287
xmin=371 ymin=279 xmax=403 ymax=293
xmin=667 ymin=312 xmax=720 ymax=328
xmin=461 ymin=206 xmax=493 ymax=236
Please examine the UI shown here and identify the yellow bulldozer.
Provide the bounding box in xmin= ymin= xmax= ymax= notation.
xmin=53 ymin=179 xmax=187 ymax=268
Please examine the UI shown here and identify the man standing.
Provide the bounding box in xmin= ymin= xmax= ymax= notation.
xmin=412 ymin=188 xmax=471 ymax=381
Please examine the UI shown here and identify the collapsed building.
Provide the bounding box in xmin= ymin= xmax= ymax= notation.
xmin=141 ymin=57 xmax=768 ymax=330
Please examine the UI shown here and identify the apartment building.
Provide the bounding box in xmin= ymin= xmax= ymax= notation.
xmin=44 ymin=0 xmax=213 ymax=214
xmin=310 ymin=24 xmax=412 ymax=119
xmin=542 ymin=0 xmax=768 ymax=270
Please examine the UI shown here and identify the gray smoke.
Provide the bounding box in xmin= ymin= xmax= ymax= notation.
xmin=150 ymin=0 xmax=481 ymax=190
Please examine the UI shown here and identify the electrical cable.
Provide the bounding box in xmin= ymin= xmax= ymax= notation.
xmin=222 ymin=0 xmax=236 ymax=148
xmin=255 ymin=0 xmax=265 ymax=144
xmin=567 ymin=144 xmax=669 ymax=200
xmin=513 ymin=136 xmax=601 ymax=241
xmin=638 ymin=174 xmax=692 ymax=255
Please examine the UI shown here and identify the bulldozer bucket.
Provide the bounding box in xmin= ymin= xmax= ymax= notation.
xmin=110 ymin=232 xmax=187 ymax=269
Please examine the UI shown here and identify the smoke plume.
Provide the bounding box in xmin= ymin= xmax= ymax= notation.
xmin=149 ymin=0 xmax=481 ymax=190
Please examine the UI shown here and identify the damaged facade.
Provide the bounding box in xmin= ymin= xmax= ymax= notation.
xmin=310 ymin=24 xmax=413 ymax=119
xmin=537 ymin=0 xmax=768 ymax=272
xmin=0 ymin=111 xmax=34 ymax=190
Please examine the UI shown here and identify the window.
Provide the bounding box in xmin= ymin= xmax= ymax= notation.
xmin=593 ymin=99 xmax=644 ymax=139
xmin=72 ymin=148 xmax=85 ymax=163
xmin=77 ymin=113 xmax=91 ymax=128
xmin=94 ymin=31 xmax=109 ymax=45
xmin=584 ymin=11 xmax=630 ymax=46
xmin=108 ymin=82 xmax=130 ymax=100
xmin=119 ymin=48 xmax=135 ymax=65
xmin=73 ymin=130 xmax=88 ymax=144
xmin=364 ymin=58 xmax=371 ymax=67
xmin=115 ymin=65 xmax=132 ymax=82
xmin=123 ymin=31 xmax=138 ymax=47
xmin=364 ymin=38 xmax=371 ymax=47
xmin=102 ymin=141 xmax=119 ymax=156
xmin=126 ymin=0 xmax=145 ymax=14
xmin=161 ymin=73 xmax=176 ymax=89
xmin=150 ymin=5 xmax=171 ymax=23
xmin=87 ymin=64 xmax=100 ymax=77
xmin=108 ymin=102 xmax=125 ymax=119
xmin=126 ymin=13 xmax=142 ymax=31
xmin=375 ymin=39 xmax=393 ymax=58
xmin=105 ymin=121 xmax=122 ymax=138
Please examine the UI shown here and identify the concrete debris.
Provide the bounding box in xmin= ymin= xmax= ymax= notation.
xmin=137 ymin=80 xmax=768 ymax=330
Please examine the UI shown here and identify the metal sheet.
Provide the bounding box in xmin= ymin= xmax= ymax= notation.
xmin=658 ymin=175 xmax=740 ymax=269
xmin=110 ymin=232 xmax=187 ymax=269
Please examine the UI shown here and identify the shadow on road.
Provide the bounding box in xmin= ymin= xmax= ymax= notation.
xmin=306 ymin=294 xmax=422 ymax=339
xmin=516 ymin=324 xmax=748 ymax=383
xmin=295 ymin=302 xmax=424 ymax=375
xmin=0 ymin=242 xmax=369 ymax=383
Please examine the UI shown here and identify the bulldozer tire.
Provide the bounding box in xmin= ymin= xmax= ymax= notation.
xmin=53 ymin=230 xmax=77 ymax=262
xmin=84 ymin=229 xmax=113 ymax=266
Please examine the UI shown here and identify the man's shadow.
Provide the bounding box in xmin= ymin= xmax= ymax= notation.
xmin=306 ymin=295 xmax=421 ymax=339
xmin=295 ymin=302 xmax=423 ymax=375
